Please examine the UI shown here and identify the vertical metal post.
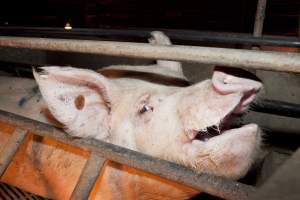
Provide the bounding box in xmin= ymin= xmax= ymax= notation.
xmin=298 ymin=8 xmax=300 ymax=38
xmin=253 ymin=0 xmax=268 ymax=37
xmin=251 ymin=0 xmax=267 ymax=74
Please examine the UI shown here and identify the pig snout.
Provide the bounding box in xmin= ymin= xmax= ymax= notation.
xmin=212 ymin=66 xmax=262 ymax=113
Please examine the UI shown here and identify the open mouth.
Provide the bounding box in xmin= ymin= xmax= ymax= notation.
xmin=194 ymin=113 xmax=235 ymax=141
xmin=187 ymin=67 xmax=262 ymax=143
xmin=191 ymin=101 xmax=251 ymax=142
xmin=196 ymin=125 xmax=223 ymax=141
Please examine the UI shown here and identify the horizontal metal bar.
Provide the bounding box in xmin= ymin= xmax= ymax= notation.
xmin=0 ymin=128 xmax=27 ymax=177
xmin=0 ymin=109 xmax=256 ymax=200
xmin=0 ymin=36 xmax=300 ymax=73
xmin=1 ymin=26 xmax=300 ymax=48
xmin=251 ymin=148 xmax=300 ymax=200
xmin=70 ymin=152 xmax=106 ymax=200
xmin=251 ymin=99 xmax=300 ymax=119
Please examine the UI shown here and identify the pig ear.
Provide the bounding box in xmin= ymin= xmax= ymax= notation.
xmin=33 ymin=66 xmax=117 ymax=140
xmin=149 ymin=31 xmax=184 ymax=74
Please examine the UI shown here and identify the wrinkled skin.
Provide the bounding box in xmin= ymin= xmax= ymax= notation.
xmin=33 ymin=32 xmax=262 ymax=182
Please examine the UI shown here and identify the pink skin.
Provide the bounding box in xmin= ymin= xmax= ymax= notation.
xmin=178 ymin=68 xmax=262 ymax=179
xmin=34 ymin=66 xmax=262 ymax=180
xmin=212 ymin=68 xmax=262 ymax=113
xmin=33 ymin=32 xmax=263 ymax=181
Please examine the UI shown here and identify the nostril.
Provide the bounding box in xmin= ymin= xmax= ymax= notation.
xmin=212 ymin=72 xmax=241 ymax=94
xmin=223 ymin=76 xmax=232 ymax=84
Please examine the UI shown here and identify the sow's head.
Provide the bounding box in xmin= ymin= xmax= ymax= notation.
xmin=33 ymin=33 xmax=262 ymax=180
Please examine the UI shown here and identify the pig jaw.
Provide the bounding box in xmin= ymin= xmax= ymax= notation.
xmin=176 ymin=80 xmax=261 ymax=179
xmin=177 ymin=80 xmax=244 ymax=137
xmin=182 ymin=124 xmax=261 ymax=179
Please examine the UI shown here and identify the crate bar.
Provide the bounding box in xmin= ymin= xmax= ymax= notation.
xmin=253 ymin=0 xmax=267 ymax=37
xmin=1 ymin=27 xmax=300 ymax=48
xmin=0 ymin=110 xmax=256 ymax=200
xmin=251 ymin=148 xmax=300 ymax=200
xmin=0 ymin=128 xmax=27 ymax=177
xmin=251 ymin=99 xmax=300 ymax=119
xmin=0 ymin=36 xmax=300 ymax=73
xmin=70 ymin=152 xmax=106 ymax=200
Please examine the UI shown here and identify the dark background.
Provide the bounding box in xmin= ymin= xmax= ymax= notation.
xmin=0 ymin=0 xmax=299 ymax=36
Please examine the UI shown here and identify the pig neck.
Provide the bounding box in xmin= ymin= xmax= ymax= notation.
xmin=98 ymin=67 xmax=190 ymax=87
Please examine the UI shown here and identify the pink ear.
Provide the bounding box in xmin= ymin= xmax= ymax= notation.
xmin=33 ymin=66 xmax=116 ymax=141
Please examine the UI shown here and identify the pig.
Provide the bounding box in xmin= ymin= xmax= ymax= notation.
xmin=33 ymin=31 xmax=262 ymax=181
xmin=0 ymin=31 xmax=263 ymax=199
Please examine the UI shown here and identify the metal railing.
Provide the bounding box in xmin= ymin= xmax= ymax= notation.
xmin=0 ymin=110 xmax=256 ymax=200
xmin=0 ymin=36 xmax=300 ymax=73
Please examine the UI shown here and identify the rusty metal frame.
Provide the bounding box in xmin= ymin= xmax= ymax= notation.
xmin=0 ymin=128 xmax=27 ymax=176
xmin=0 ymin=110 xmax=256 ymax=200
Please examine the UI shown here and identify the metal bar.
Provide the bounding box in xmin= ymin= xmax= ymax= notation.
xmin=0 ymin=182 xmax=44 ymax=200
xmin=0 ymin=184 xmax=15 ymax=199
xmin=2 ymin=64 xmax=300 ymax=119
xmin=0 ymin=36 xmax=300 ymax=73
xmin=251 ymin=148 xmax=300 ymax=200
xmin=0 ymin=128 xmax=27 ymax=176
xmin=1 ymin=26 xmax=300 ymax=48
xmin=299 ymin=8 xmax=300 ymax=38
xmin=0 ymin=110 xmax=256 ymax=200
xmin=253 ymin=0 xmax=267 ymax=37
xmin=250 ymin=99 xmax=300 ymax=119
xmin=0 ymin=183 xmax=21 ymax=199
xmin=70 ymin=152 xmax=106 ymax=200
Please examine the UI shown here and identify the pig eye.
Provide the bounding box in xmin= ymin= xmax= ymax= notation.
xmin=139 ymin=104 xmax=153 ymax=114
